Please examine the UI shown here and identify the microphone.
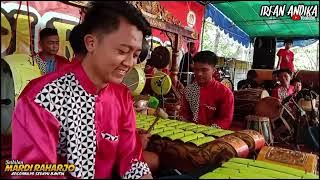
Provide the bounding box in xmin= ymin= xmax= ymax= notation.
xmin=1 ymin=99 xmax=12 ymax=105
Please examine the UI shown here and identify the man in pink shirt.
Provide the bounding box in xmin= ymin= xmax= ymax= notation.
xmin=276 ymin=39 xmax=295 ymax=73
xmin=272 ymin=69 xmax=295 ymax=101
xmin=179 ymin=51 xmax=234 ymax=129
xmin=12 ymin=2 xmax=152 ymax=179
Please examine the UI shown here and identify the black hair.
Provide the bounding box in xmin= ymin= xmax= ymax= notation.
xmin=138 ymin=38 xmax=150 ymax=63
xmin=69 ymin=23 xmax=87 ymax=55
xmin=40 ymin=28 xmax=58 ymax=41
xmin=82 ymin=1 xmax=151 ymax=38
xmin=284 ymin=39 xmax=293 ymax=45
xmin=193 ymin=51 xmax=218 ymax=66
xmin=291 ymin=77 xmax=301 ymax=84
xmin=247 ymin=69 xmax=257 ymax=79
xmin=278 ymin=68 xmax=293 ymax=76
xmin=149 ymin=46 xmax=170 ymax=69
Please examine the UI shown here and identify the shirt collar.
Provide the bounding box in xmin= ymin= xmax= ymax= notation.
xmin=72 ymin=63 xmax=99 ymax=95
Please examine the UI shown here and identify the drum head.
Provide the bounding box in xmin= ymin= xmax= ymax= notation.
xmin=220 ymin=78 xmax=233 ymax=91
xmin=1 ymin=59 xmax=14 ymax=134
xmin=255 ymin=97 xmax=282 ymax=120
xmin=151 ymin=71 xmax=172 ymax=95
xmin=123 ymin=65 xmax=146 ymax=96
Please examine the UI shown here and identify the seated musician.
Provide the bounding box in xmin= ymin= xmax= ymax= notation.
xmin=264 ymin=70 xmax=280 ymax=95
xmin=290 ymin=77 xmax=302 ymax=96
xmin=143 ymin=46 xmax=171 ymax=95
xmin=237 ymin=69 xmax=259 ymax=90
xmin=178 ymin=51 xmax=234 ymax=129
xmin=271 ymin=68 xmax=295 ymax=101
xmin=33 ymin=28 xmax=70 ymax=75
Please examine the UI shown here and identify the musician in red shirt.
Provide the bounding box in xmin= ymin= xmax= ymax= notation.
xmin=276 ymin=39 xmax=295 ymax=73
xmin=179 ymin=51 xmax=234 ymax=129
xmin=271 ymin=69 xmax=295 ymax=101
xmin=33 ymin=28 xmax=70 ymax=75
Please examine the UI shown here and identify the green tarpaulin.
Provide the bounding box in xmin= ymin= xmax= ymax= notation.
xmin=212 ymin=1 xmax=319 ymax=38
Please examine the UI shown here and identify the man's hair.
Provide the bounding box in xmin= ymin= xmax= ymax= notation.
xmin=278 ymin=68 xmax=293 ymax=76
xmin=69 ymin=23 xmax=87 ymax=55
xmin=291 ymin=77 xmax=301 ymax=84
xmin=284 ymin=39 xmax=293 ymax=45
xmin=247 ymin=69 xmax=257 ymax=79
xmin=40 ymin=28 xmax=58 ymax=41
xmin=193 ymin=51 xmax=218 ymax=66
xmin=82 ymin=1 xmax=151 ymax=38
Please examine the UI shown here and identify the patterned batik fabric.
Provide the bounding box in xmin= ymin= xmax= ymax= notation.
xmin=33 ymin=54 xmax=56 ymax=75
xmin=184 ymin=82 xmax=200 ymax=123
xmin=122 ymin=159 xmax=151 ymax=179
xmin=34 ymin=72 xmax=97 ymax=179
xmin=279 ymin=86 xmax=289 ymax=101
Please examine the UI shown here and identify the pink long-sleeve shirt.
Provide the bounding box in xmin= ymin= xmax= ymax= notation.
xmin=12 ymin=62 xmax=151 ymax=179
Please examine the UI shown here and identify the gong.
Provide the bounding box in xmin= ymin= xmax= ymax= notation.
xmin=122 ymin=65 xmax=146 ymax=96
xmin=150 ymin=71 xmax=172 ymax=95
xmin=1 ymin=54 xmax=42 ymax=134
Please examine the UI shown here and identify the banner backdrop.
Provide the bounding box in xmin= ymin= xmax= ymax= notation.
xmin=1 ymin=1 xmax=204 ymax=59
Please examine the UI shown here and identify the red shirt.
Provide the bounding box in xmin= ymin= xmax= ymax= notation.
xmin=277 ymin=49 xmax=294 ymax=72
xmin=271 ymin=85 xmax=295 ymax=101
xmin=179 ymin=80 xmax=234 ymax=129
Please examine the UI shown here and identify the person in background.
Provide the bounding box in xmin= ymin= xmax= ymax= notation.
xmin=237 ymin=69 xmax=259 ymax=90
xmin=12 ymin=1 xmax=152 ymax=179
xmin=33 ymin=28 xmax=70 ymax=75
xmin=179 ymin=51 xmax=234 ymax=129
xmin=179 ymin=41 xmax=197 ymax=87
xmin=291 ymin=77 xmax=302 ymax=96
xmin=271 ymin=68 xmax=295 ymax=101
xmin=69 ymin=23 xmax=87 ymax=61
xmin=276 ymin=39 xmax=295 ymax=73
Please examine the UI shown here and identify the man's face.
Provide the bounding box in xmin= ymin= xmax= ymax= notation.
xmin=86 ymin=17 xmax=143 ymax=84
xmin=279 ymin=72 xmax=291 ymax=86
xmin=40 ymin=35 xmax=59 ymax=56
xmin=272 ymin=74 xmax=278 ymax=82
xmin=193 ymin=62 xmax=215 ymax=86
xmin=285 ymin=42 xmax=292 ymax=50
xmin=189 ymin=43 xmax=196 ymax=54
xmin=294 ymin=82 xmax=302 ymax=92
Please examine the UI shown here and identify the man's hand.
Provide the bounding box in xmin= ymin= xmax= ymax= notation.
xmin=140 ymin=173 xmax=153 ymax=179
xmin=137 ymin=128 xmax=151 ymax=150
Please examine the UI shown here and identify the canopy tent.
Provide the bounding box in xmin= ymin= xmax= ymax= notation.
xmin=211 ymin=1 xmax=319 ymax=38
xmin=205 ymin=3 xmax=251 ymax=48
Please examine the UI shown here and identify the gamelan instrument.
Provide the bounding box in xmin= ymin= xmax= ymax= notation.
xmin=200 ymin=157 xmax=318 ymax=179
xmin=234 ymin=88 xmax=269 ymax=121
xmin=136 ymin=114 xmax=265 ymax=172
xmin=1 ymin=54 xmax=41 ymax=135
xmin=246 ymin=115 xmax=273 ymax=145
xmin=257 ymin=146 xmax=319 ymax=174
xmin=122 ymin=65 xmax=146 ymax=96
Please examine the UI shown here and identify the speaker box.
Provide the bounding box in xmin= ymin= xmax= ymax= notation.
xmin=252 ymin=37 xmax=276 ymax=69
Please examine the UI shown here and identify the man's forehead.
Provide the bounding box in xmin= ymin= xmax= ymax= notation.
xmin=42 ymin=35 xmax=59 ymax=41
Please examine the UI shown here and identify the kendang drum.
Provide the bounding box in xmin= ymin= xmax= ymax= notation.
xmin=257 ymin=146 xmax=319 ymax=174
xmin=234 ymin=88 xmax=269 ymax=121
xmin=295 ymin=70 xmax=319 ymax=93
xmin=230 ymin=130 xmax=266 ymax=152
xmin=1 ymin=54 xmax=42 ymax=135
xmin=246 ymin=115 xmax=273 ymax=145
